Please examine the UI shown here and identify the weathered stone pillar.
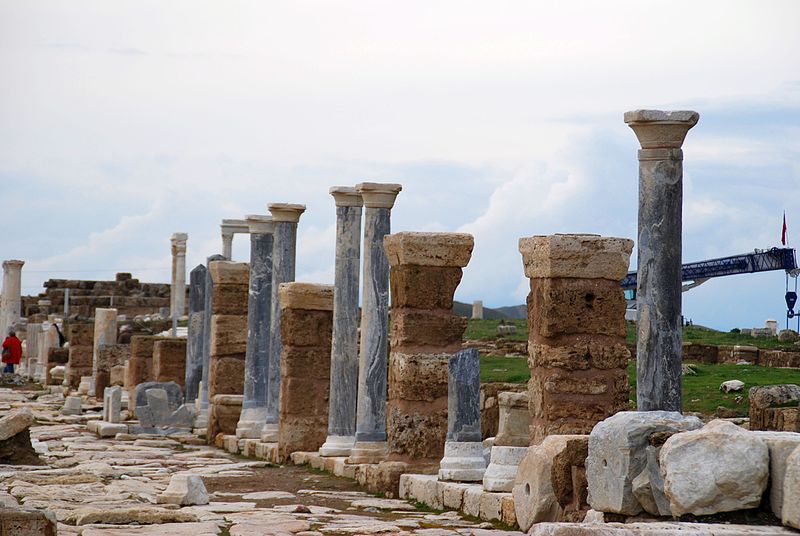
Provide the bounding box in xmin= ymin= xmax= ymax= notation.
xmin=37 ymin=323 xmax=60 ymax=383
xmin=207 ymin=261 xmax=249 ymax=441
xmin=438 ymin=348 xmax=485 ymax=481
xmin=220 ymin=219 xmax=249 ymax=260
xmin=95 ymin=344 xmax=130 ymax=395
xmin=519 ymin=234 xmax=633 ymax=444
xmin=261 ymin=203 xmax=306 ymax=442
xmin=124 ymin=335 xmax=161 ymax=399
xmin=385 ymin=231 xmax=473 ymax=462
xmin=348 ymin=183 xmax=402 ymax=463
xmin=170 ymin=233 xmax=188 ymax=319
xmin=91 ymin=308 xmax=118 ymax=397
xmin=66 ymin=323 xmax=93 ymax=389
xmin=471 ymin=300 xmax=483 ymax=320
xmin=277 ymin=283 xmax=334 ymax=462
xmin=24 ymin=323 xmax=41 ymax=379
xmin=236 ymin=215 xmax=274 ymax=439
xmin=196 ymin=254 xmax=226 ymax=428
xmin=0 ymin=260 xmax=24 ymax=338
xmin=153 ymin=338 xmax=187 ymax=385
xmin=184 ymin=264 xmax=207 ymax=403
xmin=483 ymin=391 xmax=530 ymax=492
xmin=625 ymin=109 xmax=699 ymax=412
xmin=320 ymin=187 xmax=362 ymax=457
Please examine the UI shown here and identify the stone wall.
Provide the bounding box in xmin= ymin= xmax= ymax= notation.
xmin=96 ymin=344 xmax=131 ymax=396
xmin=66 ymin=324 xmax=94 ymax=389
xmin=153 ymin=338 xmax=187 ymax=386
xmin=124 ymin=336 xmax=162 ymax=399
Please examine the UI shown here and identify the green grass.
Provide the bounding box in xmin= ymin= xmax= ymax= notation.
xmin=464 ymin=319 xmax=528 ymax=341
xmin=479 ymin=356 xmax=800 ymax=416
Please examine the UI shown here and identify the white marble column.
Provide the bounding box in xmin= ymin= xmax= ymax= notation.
xmin=90 ymin=308 xmax=118 ymax=397
xmin=170 ymin=233 xmax=188 ymax=320
xmin=348 ymin=182 xmax=402 ymax=464
xmin=0 ymin=260 xmax=24 ymax=338
xmin=320 ymin=187 xmax=363 ymax=457
xmin=220 ymin=219 xmax=249 ymax=260
xmin=261 ymin=203 xmax=306 ymax=442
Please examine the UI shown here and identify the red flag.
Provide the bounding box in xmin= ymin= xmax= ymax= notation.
xmin=782 ymin=212 xmax=787 ymax=246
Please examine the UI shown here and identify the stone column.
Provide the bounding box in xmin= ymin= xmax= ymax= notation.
xmin=625 ymin=109 xmax=699 ymax=412
xmin=220 ymin=219 xmax=249 ymax=260
xmin=483 ymin=391 xmax=530 ymax=492
xmin=24 ymin=323 xmax=41 ymax=379
xmin=124 ymin=335 xmax=160 ymax=399
xmin=519 ymin=234 xmax=633 ymax=444
xmin=384 ymin=231 xmax=473 ymax=463
xmin=66 ymin=323 xmax=93 ymax=389
xmin=276 ymin=283 xmax=334 ymax=462
xmin=153 ymin=338 xmax=187 ymax=385
xmin=261 ymin=203 xmax=306 ymax=443
xmin=348 ymin=183 xmax=402 ymax=463
xmin=0 ymin=260 xmax=24 ymax=338
xmin=471 ymin=300 xmax=483 ymax=320
xmin=236 ymin=215 xmax=274 ymax=439
xmin=91 ymin=308 xmax=118 ymax=397
xmin=438 ymin=348 xmax=485 ymax=481
xmin=170 ymin=233 xmax=188 ymax=319
xmin=196 ymin=254 xmax=226 ymax=429
xmin=184 ymin=264 xmax=207 ymax=403
xmin=320 ymin=187 xmax=362 ymax=457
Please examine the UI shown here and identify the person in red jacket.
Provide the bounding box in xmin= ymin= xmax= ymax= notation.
xmin=2 ymin=330 xmax=23 ymax=374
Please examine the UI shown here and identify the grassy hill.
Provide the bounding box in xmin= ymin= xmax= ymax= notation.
xmin=452 ymin=301 xmax=526 ymax=320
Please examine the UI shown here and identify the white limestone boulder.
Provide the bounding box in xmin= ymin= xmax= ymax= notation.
xmin=783 ymin=444 xmax=800 ymax=529
xmin=751 ymin=431 xmax=800 ymax=518
xmin=0 ymin=407 xmax=34 ymax=441
xmin=157 ymin=474 xmax=209 ymax=506
xmin=586 ymin=411 xmax=702 ymax=515
xmin=720 ymin=379 xmax=745 ymax=393
xmin=660 ymin=419 xmax=769 ymax=516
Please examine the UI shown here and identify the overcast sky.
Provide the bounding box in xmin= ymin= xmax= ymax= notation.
xmin=1 ymin=1 xmax=799 ymax=330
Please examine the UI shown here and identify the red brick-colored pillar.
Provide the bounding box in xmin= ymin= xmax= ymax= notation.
xmin=66 ymin=323 xmax=94 ymax=389
xmin=519 ymin=234 xmax=633 ymax=444
xmin=124 ymin=336 xmax=162 ymax=399
xmin=153 ymin=338 xmax=187 ymax=386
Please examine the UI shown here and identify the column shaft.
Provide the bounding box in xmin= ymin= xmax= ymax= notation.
xmin=91 ymin=308 xmax=118 ymax=397
xmin=198 ymin=254 xmax=226 ymax=419
xmin=170 ymin=233 xmax=188 ymax=319
xmin=0 ymin=260 xmax=24 ymax=338
xmin=184 ymin=264 xmax=207 ymax=402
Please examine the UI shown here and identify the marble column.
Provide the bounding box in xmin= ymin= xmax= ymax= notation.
xmin=0 ymin=260 xmax=24 ymax=338
xmin=220 ymin=219 xmax=249 ymax=260
xmin=184 ymin=264 xmax=207 ymax=403
xmin=261 ymin=203 xmax=306 ymax=442
xmin=348 ymin=183 xmax=402 ymax=464
xmin=91 ymin=308 xmax=118 ymax=397
xmin=170 ymin=233 xmax=188 ymax=319
xmin=236 ymin=215 xmax=274 ymax=439
xmin=483 ymin=391 xmax=530 ymax=492
xmin=625 ymin=109 xmax=699 ymax=412
xmin=25 ymin=323 xmax=41 ymax=379
xmin=320 ymin=187 xmax=363 ymax=457
xmin=439 ymin=348 xmax=486 ymax=482
xmin=196 ymin=254 xmax=226 ymax=428
xmin=471 ymin=300 xmax=483 ymax=320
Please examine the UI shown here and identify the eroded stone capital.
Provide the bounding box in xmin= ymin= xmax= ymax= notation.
xmin=330 ymin=186 xmax=363 ymax=207
xmin=624 ymin=109 xmax=699 ymax=149
xmin=2 ymin=260 xmax=24 ymax=271
xmin=170 ymin=233 xmax=188 ymax=255
xmin=221 ymin=219 xmax=250 ymax=234
xmin=279 ymin=282 xmax=334 ymax=311
xmin=268 ymin=203 xmax=306 ymax=223
xmin=245 ymin=214 xmax=274 ymax=235
xmin=383 ymin=232 xmax=474 ymax=267
xmin=356 ymin=182 xmax=402 ymax=208
xmin=519 ymin=233 xmax=633 ymax=280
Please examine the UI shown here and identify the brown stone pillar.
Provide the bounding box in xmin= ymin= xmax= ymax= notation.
xmin=124 ymin=336 xmax=162 ymax=399
xmin=519 ymin=234 xmax=633 ymax=444
xmin=66 ymin=323 xmax=94 ymax=389
xmin=207 ymin=261 xmax=249 ymax=441
xmin=153 ymin=338 xmax=188 ymax=386
xmin=96 ymin=344 xmax=131 ymax=396
xmin=384 ymin=232 xmax=474 ymax=462
xmin=276 ymin=283 xmax=334 ymax=462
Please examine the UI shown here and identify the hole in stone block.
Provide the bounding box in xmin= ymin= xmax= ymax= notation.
xmin=584 ymin=293 xmax=595 ymax=308
xmin=525 ymin=483 xmax=531 ymax=495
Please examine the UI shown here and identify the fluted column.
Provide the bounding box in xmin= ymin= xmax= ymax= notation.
xmin=625 ymin=109 xmax=699 ymax=412
xmin=170 ymin=233 xmax=188 ymax=319
xmin=0 ymin=260 xmax=24 ymax=338
xmin=320 ymin=187 xmax=363 ymax=457
xmin=185 ymin=264 xmax=207 ymax=403
xmin=348 ymin=182 xmax=402 ymax=464
xmin=261 ymin=203 xmax=306 ymax=442
xmin=236 ymin=215 xmax=274 ymax=439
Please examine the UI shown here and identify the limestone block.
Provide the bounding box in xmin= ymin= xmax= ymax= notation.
xmin=68 ymin=345 xmax=93 ymax=367
xmin=720 ymin=379 xmax=745 ymax=393
xmin=399 ymin=474 xmax=442 ymax=510
xmin=390 ymin=265 xmax=463 ymax=310
xmin=389 ymin=352 xmax=449 ymax=402
xmin=530 ymin=522 xmax=798 ymax=535
xmin=67 ymin=323 xmax=94 ymax=346
xmin=208 ymin=356 xmax=245 ymax=397
xmin=208 ymin=260 xmax=250 ymax=285
xmin=660 ymin=420 xmax=769 ymax=516
xmin=586 ymin=411 xmax=702 ymax=515
xmin=0 ymin=408 xmax=34 ymax=441
xmin=483 ymin=445 xmax=528 ymax=492
xmin=387 ymin=405 xmax=448 ymax=460
xmin=750 ymin=384 xmax=800 ymax=431
xmin=61 ymin=396 xmax=82 ymax=415
xmin=519 ymin=234 xmax=633 ymax=281
xmin=529 ymin=342 xmax=631 ymax=372
xmin=152 ymin=338 xmax=187 ymax=385
xmin=134 ymin=381 xmax=183 ymax=409
xmin=438 ymin=441 xmax=486 ymax=482
xmin=390 ymin=310 xmax=466 ymax=353
xmin=109 ymin=364 xmax=125 ymax=386
xmin=479 ymin=490 xmax=509 ymax=522
xmin=280 ymin=309 xmax=336 ymax=349
xmin=95 ymin=422 xmax=128 ymax=437
xmin=278 ymin=282 xmax=334 ymax=311
xmin=210 ymin=284 xmax=249 ymax=315
xmin=462 ymin=485 xmax=482 ymax=517
xmin=383 ymin=232 xmax=474 ymax=267
xmin=209 ymin=394 xmax=243 ymax=438
xmin=0 ymin=506 xmax=57 ymax=536
xmin=495 ymin=391 xmax=530 ymax=447
xmin=210 ymin=315 xmax=248 ymax=356
xmin=783 ymin=445 xmax=800 ymax=529
xmin=750 ymin=431 xmax=800 ymax=518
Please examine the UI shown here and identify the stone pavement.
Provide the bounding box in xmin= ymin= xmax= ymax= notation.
xmin=0 ymin=385 xmax=522 ymax=535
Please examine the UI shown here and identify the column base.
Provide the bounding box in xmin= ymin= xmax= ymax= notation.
xmin=236 ymin=407 xmax=267 ymax=439
xmin=347 ymin=440 xmax=388 ymax=464
xmin=260 ymin=423 xmax=279 ymax=443
xmin=438 ymin=441 xmax=487 ymax=482
xmin=319 ymin=434 xmax=355 ymax=457
xmin=483 ymin=445 xmax=528 ymax=492
xmin=194 ymin=408 xmax=209 ymax=430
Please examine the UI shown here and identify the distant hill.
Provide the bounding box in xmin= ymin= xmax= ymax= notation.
xmin=452 ymin=301 xmax=527 ymax=320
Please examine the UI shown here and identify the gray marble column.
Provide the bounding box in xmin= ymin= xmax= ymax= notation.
xmin=236 ymin=215 xmax=275 ymax=439
xmin=0 ymin=260 xmax=24 ymax=339
xmin=170 ymin=233 xmax=188 ymax=319
xmin=348 ymin=182 xmax=402 ymax=464
xmin=261 ymin=203 xmax=306 ymax=442
xmin=90 ymin=308 xmax=117 ymax=397
xmin=320 ymin=187 xmax=363 ymax=457
xmin=195 ymin=254 xmax=226 ymax=428
xmin=220 ymin=219 xmax=249 ymax=260
xmin=625 ymin=109 xmax=699 ymax=412
xmin=184 ymin=264 xmax=207 ymax=403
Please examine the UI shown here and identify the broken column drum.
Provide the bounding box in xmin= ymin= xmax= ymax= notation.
xmin=320 ymin=187 xmax=363 ymax=457
xmin=348 ymin=183 xmax=402 ymax=464
xmin=625 ymin=109 xmax=699 ymax=412
xmin=196 ymin=254 xmax=226 ymax=428
xmin=236 ymin=215 xmax=274 ymax=439
xmin=184 ymin=264 xmax=207 ymax=403
xmin=483 ymin=391 xmax=531 ymax=492
xmin=91 ymin=308 xmax=118 ymax=397
xmin=519 ymin=234 xmax=633 ymax=444
xmin=262 ymin=203 xmax=306 ymax=442
xmin=170 ymin=233 xmax=188 ymax=319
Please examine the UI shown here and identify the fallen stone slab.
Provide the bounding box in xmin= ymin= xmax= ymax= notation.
xmin=156 ymin=474 xmax=209 ymax=506
xmin=529 ymin=522 xmax=798 ymax=535
xmin=0 ymin=408 xmax=43 ymax=466
xmin=80 ymin=521 xmax=221 ymax=536
xmin=0 ymin=506 xmax=57 ymax=535
xmin=69 ymin=506 xmax=199 ymax=525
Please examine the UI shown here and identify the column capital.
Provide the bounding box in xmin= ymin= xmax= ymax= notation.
xmin=356 ymin=182 xmax=402 ymax=208
xmin=383 ymin=232 xmax=474 ymax=268
xmin=624 ymin=109 xmax=699 ymax=149
xmin=330 ymin=186 xmax=363 ymax=207
xmin=221 ymin=219 xmax=250 ymax=234
xmin=170 ymin=233 xmax=188 ymax=255
xmin=519 ymin=233 xmax=633 ymax=281
xmin=2 ymin=260 xmax=24 ymax=271
xmin=268 ymin=203 xmax=306 ymax=223
xmin=245 ymin=214 xmax=274 ymax=234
